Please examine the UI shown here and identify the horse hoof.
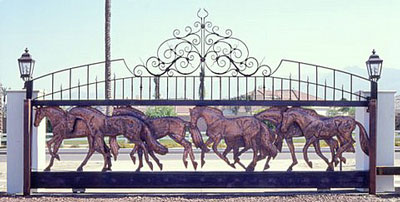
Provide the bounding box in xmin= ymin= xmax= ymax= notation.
xmin=307 ymin=161 xmax=313 ymax=168
xmin=193 ymin=162 xmax=198 ymax=170
xmin=135 ymin=167 xmax=141 ymax=172
xmin=286 ymin=168 xmax=293 ymax=172
xmin=201 ymin=160 xmax=206 ymax=168
xmin=326 ymin=167 xmax=334 ymax=172
xmin=341 ymin=157 xmax=347 ymax=164
xmin=76 ymin=167 xmax=83 ymax=172
xmin=263 ymin=164 xmax=270 ymax=171
xmin=101 ymin=168 xmax=108 ymax=172
xmin=159 ymin=164 xmax=163 ymax=171
xmin=55 ymin=154 xmax=60 ymax=161
xmin=245 ymin=166 xmax=255 ymax=172
xmin=229 ymin=163 xmax=236 ymax=169
xmin=44 ymin=168 xmax=51 ymax=172
xmin=148 ymin=162 xmax=154 ymax=171
xmin=183 ymin=161 xmax=188 ymax=168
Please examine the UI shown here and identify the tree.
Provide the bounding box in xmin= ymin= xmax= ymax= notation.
xmin=145 ymin=106 xmax=177 ymax=118
xmin=105 ymin=0 xmax=112 ymax=114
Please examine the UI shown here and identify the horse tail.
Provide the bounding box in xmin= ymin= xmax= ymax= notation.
xmin=260 ymin=123 xmax=278 ymax=158
xmin=109 ymin=137 xmax=120 ymax=161
xmin=142 ymin=125 xmax=168 ymax=155
xmin=356 ymin=121 xmax=369 ymax=156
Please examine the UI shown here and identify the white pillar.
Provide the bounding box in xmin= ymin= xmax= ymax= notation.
xmin=355 ymin=90 xmax=396 ymax=193
xmin=6 ymin=90 xmax=45 ymax=194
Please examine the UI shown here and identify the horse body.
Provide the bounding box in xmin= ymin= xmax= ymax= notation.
xmin=281 ymin=109 xmax=369 ymax=171
xmin=190 ymin=106 xmax=277 ymax=171
xmin=113 ymin=106 xmax=208 ymax=170
xmin=67 ymin=107 xmax=167 ymax=171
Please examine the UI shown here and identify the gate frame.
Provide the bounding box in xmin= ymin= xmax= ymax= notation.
xmin=20 ymin=10 xmax=380 ymax=195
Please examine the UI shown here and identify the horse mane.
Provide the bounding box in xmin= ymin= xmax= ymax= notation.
xmin=69 ymin=106 xmax=104 ymax=115
xmin=202 ymin=106 xmax=223 ymax=115
xmin=290 ymin=107 xmax=323 ymax=118
xmin=254 ymin=106 xmax=287 ymax=116
xmin=114 ymin=106 xmax=145 ymax=116
xmin=41 ymin=106 xmax=67 ymax=116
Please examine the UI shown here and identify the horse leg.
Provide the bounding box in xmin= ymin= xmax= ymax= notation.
xmin=77 ymin=149 xmax=95 ymax=172
xmin=313 ymin=140 xmax=334 ymax=171
xmin=233 ymin=146 xmax=246 ymax=170
xmin=93 ymin=136 xmax=111 ymax=172
xmin=51 ymin=136 xmax=63 ymax=160
xmin=212 ymin=135 xmax=235 ymax=168
xmin=134 ymin=147 xmax=144 ymax=172
xmin=148 ymin=149 xmax=163 ymax=170
xmin=46 ymin=135 xmax=57 ymax=159
xmin=201 ymin=137 xmax=214 ymax=168
xmin=246 ymin=138 xmax=258 ymax=172
xmin=286 ymin=137 xmax=298 ymax=172
xmin=175 ymin=133 xmax=198 ymax=170
xmin=325 ymin=138 xmax=340 ymax=166
xmin=303 ymin=137 xmax=315 ymax=168
xmin=134 ymin=140 xmax=153 ymax=171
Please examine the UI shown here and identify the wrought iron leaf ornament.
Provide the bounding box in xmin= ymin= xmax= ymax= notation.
xmin=133 ymin=9 xmax=272 ymax=77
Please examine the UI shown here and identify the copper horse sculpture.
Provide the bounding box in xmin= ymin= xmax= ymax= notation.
xmin=255 ymin=107 xmax=343 ymax=171
xmin=67 ymin=107 xmax=168 ymax=171
xmin=281 ymin=108 xmax=369 ymax=171
xmin=190 ymin=106 xmax=278 ymax=171
xmin=34 ymin=106 xmax=112 ymax=171
xmin=113 ymin=106 xmax=209 ymax=170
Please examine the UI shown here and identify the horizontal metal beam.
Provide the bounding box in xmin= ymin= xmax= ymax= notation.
xmin=32 ymin=99 xmax=369 ymax=107
xmin=31 ymin=171 xmax=368 ymax=189
xmin=377 ymin=166 xmax=400 ymax=175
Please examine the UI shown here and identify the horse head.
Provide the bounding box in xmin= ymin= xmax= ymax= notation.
xmin=281 ymin=111 xmax=295 ymax=133
xmin=112 ymin=106 xmax=147 ymax=120
xmin=254 ymin=106 xmax=287 ymax=125
xmin=34 ymin=106 xmax=45 ymax=127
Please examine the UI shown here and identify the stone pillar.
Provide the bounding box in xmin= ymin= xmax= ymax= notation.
xmin=6 ymin=90 xmax=45 ymax=194
xmin=355 ymin=90 xmax=396 ymax=192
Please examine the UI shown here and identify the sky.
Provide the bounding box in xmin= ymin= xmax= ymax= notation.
xmin=0 ymin=0 xmax=399 ymax=94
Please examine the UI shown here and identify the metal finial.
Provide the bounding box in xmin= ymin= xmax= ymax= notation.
xmin=197 ymin=8 xmax=209 ymax=18
xmin=25 ymin=48 xmax=29 ymax=53
xmin=372 ymin=49 xmax=376 ymax=55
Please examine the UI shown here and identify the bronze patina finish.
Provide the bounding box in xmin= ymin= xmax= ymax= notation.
xmin=113 ymin=106 xmax=209 ymax=170
xmin=34 ymin=106 xmax=112 ymax=171
xmin=281 ymin=107 xmax=369 ymax=171
xmin=67 ymin=107 xmax=168 ymax=171
xmin=189 ymin=106 xmax=278 ymax=171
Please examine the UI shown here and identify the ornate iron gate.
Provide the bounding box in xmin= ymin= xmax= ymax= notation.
xmin=23 ymin=9 xmax=377 ymax=195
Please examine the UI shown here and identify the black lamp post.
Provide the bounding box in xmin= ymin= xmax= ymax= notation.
xmin=365 ymin=49 xmax=383 ymax=195
xmin=18 ymin=48 xmax=35 ymax=99
xmin=366 ymin=49 xmax=383 ymax=99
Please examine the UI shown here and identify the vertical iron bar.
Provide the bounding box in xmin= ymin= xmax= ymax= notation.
xmin=254 ymin=77 xmax=257 ymax=100
xmin=69 ymin=69 xmax=72 ymax=100
xmin=78 ymin=80 xmax=80 ymax=100
xmin=51 ymin=73 xmax=54 ymax=100
xmin=245 ymin=77 xmax=248 ymax=100
xmin=87 ymin=65 xmax=89 ymax=99
xmin=237 ymin=77 xmax=239 ymax=100
xmin=280 ymin=78 xmax=283 ymax=100
xmin=166 ymin=77 xmax=169 ymax=100
xmin=122 ymin=78 xmax=125 ymax=99
xmin=315 ymin=66 xmax=318 ymax=100
xmin=333 ymin=70 xmax=336 ymax=101
xmin=263 ymin=76 xmax=266 ymax=100
xmin=95 ymin=77 xmax=98 ymax=100
xmin=113 ymin=75 xmax=116 ymax=99
xmin=60 ymin=85 xmax=63 ymax=100
xmin=289 ymin=74 xmax=292 ymax=100
xmin=350 ymin=75 xmax=353 ymax=101
xmin=324 ymin=80 xmax=327 ymax=101
xmin=272 ymin=77 xmax=274 ymax=100
xmin=307 ymin=77 xmax=309 ymax=101
xmin=149 ymin=77 xmax=151 ymax=100
xmin=140 ymin=77 xmax=143 ymax=100
xmin=298 ymin=63 xmax=301 ymax=100
xmin=211 ymin=77 xmax=213 ymax=100
xmin=228 ymin=77 xmax=230 ymax=100
xmin=175 ymin=77 xmax=178 ymax=100
xmin=131 ymin=77 xmax=133 ymax=99
xmin=220 ymin=76 xmax=222 ymax=100
xmin=193 ymin=76 xmax=195 ymax=100
xmin=341 ymin=85 xmax=344 ymax=99
xmin=184 ymin=76 xmax=187 ymax=100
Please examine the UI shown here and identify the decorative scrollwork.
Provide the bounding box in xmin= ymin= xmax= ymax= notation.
xmin=132 ymin=9 xmax=271 ymax=77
